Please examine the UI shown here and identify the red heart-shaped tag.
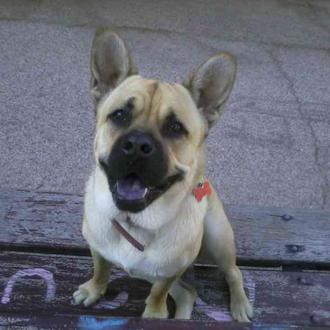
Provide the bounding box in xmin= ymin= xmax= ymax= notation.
xmin=193 ymin=180 xmax=212 ymax=202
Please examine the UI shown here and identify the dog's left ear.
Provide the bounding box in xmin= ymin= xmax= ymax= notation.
xmin=183 ymin=52 xmax=236 ymax=129
xmin=90 ymin=29 xmax=138 ymax=104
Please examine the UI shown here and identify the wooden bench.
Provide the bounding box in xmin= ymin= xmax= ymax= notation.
xmin=1 ymin=190 xmax=330 ymax=329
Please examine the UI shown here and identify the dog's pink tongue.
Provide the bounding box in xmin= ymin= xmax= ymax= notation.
xmin=117 ymin=175 xmax=147 ymax=200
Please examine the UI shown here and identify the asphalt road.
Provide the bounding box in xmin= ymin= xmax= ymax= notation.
xmin=0 ymin=0 xmax=329 ymax=210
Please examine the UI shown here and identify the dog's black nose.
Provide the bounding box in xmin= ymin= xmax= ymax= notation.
xmin=121 ymin=131 xmax=155 ymax=158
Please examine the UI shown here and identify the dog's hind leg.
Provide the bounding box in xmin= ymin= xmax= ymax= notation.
xmin=142 ymin=276 xmax=180 ymax=319
xmin=169 ymin=280 xmax=197 ymax=319
xmin=203 ymin=191 xmax=253 ymax=322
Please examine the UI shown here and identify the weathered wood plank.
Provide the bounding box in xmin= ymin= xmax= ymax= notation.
xmin=0 ymin=314 xmax=320 ymax=330
xmin=0 ymin=252 xmax=330 ymax=326
xmin=1 ymin=190 xmax=85 ymax=252
xmin=1 ymin=190 xmax=330 ymax=267
xmin=226 ymin=205 xmax=330 ymax=268
xmin=0 ymin=314 xmax=251 ymax=330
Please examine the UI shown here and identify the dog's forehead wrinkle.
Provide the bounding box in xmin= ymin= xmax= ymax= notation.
xmin=146 ymin=80 xmax=160 ymax=115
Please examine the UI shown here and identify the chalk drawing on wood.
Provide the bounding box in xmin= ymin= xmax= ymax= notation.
xmin=1 ymin=268 xmax=56 ymax=304
xmin=94 ymin=291 xmax=128 ymax=310
xmin=195 ymin=272 xmax=255 ymax=321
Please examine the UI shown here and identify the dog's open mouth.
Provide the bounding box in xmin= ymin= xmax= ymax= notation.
xmin=116 ymin=174 xmax=148 ymax=201
xmin=109 ymin=172 xmax=183 ymax=213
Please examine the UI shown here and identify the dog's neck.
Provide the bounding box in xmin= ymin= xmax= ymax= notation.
xmin=112 ymin=180 xmax=211 ymax=252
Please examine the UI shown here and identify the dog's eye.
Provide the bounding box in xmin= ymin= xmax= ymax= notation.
xmin=108 ymin=108 xmax=132 ymax=127
xmin=169 ymin=121 xmax=184 ymax=133
xmin=163 ymin=116 xmax=188 ymax=138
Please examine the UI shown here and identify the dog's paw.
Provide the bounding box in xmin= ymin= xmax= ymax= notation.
xmin=231 ymin=295 xmax=253 ymax=322
xmin=73 ymin=279 xmax=107 ymax=307
xmin=142 ymin=305 xmax=169 ymax=319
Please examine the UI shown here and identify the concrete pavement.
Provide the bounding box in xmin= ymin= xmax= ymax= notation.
xmin=0 ymin=0 xmax=329 ymax=209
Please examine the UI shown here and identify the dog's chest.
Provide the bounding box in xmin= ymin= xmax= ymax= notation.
xmin=84 ymin=174 xmax=207 ymax=281
xmin=87 ymin=219 xmax=198 ymax=281
xmin=105 ymin=238 xmax=176 ymax=280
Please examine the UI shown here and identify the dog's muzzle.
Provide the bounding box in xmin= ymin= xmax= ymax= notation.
xmin=120 ymin=130 xmax=155 ymax=159
xmin=100 ymin=130 xmax=183 ymax=213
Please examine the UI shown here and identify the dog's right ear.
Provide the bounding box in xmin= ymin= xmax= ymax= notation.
xmin=90 ymin=29 xmax=137 ymax=104
xmin=183 ymin=53 xmax=236 ymax=130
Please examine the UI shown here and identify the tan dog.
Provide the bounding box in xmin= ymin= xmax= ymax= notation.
xmin=73 ymin=29 xmax=253 ymax=322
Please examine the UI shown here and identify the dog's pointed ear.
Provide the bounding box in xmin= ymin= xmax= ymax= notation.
xmin=90 ymin=29 xmax=138 ymax=104
xmin=183 ymin=52 xmax=236 ymax=129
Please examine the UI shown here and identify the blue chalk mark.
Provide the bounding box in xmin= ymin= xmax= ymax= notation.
xmin=78 ymin=316 xmax=128 ymax=330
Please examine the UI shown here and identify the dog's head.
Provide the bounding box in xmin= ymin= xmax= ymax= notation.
xmin=91 ymin=29 xmax=236 ymax=213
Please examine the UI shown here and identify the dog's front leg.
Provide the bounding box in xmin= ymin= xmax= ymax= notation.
xmin=203 ymin=191 xmax=253 ymax=322
xmin=73 ymin=249 xmax=111 ymax=306
xmin=142 ymin=276 xmax=178 ymax=319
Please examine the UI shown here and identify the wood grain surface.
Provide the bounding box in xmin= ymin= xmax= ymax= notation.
xmin=1 ymin=313 xmax=320 ymax=330
xmin=0 ymin=251 xmax=329 ymax=326
xmin=1 ymin=190 xmax=330 ymax=268
xmin=1 ymin=189 xmax=330 ymax=328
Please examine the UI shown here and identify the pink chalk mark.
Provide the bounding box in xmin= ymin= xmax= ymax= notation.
xmin=195 ymin=273 xmax=256 ymax=322
xmin=1 ymin=268 xmax=56 ymax=304
xmin=196 ymin=297 xmax=233 ymax=321
xmin=95 ymin=291 xmax=128 ymax=310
